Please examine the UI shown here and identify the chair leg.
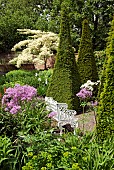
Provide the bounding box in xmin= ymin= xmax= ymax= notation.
xmin=59 ymin=122 xmax=63 ymax=136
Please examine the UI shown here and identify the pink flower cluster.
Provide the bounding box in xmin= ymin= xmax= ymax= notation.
xmin=91 ymin=101 xmax=98 ymax=106
xmin=76 ymin=88 xmax=92 ymax=99
xmin=2 ymin=84 xmax=37 ymax=114
xmin=48 ymin=111 xmax=57 ymax=118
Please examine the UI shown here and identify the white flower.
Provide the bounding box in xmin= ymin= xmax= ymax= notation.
xmin=94 ymin=80 xmax=100 ymax=85
xmin=35 ymin=73 xmax=38 ymax=77
xmin=38 ymin=78 xmax=41 ymax=81
xmin=45 ymin=79 xmax=48 ymax=84
xmin=86 ymin=80 xmax=95 ymax=86
xmin=10 ymin=29 xmax=59 ymax=68
xmin=80 ymin=79 xmax=100 ymax=92
xmin=87 ymin=86 xmax=94 ymax=91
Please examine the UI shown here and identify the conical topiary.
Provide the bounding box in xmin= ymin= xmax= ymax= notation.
xmin=96 ymin=18 xmax=114 ymax=141
xmin=77 ymin=19 xmax=98 ymax=84
xmin=46 ymin=1 xmax=81 ymax=110
xmin=97 ymin=56 xmax=108 ymax=99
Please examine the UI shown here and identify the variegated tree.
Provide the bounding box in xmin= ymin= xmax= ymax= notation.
xmin=9 ymin=29 xmax=59 ymax=68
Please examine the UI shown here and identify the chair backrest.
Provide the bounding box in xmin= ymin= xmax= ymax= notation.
xmin=45 ymin=96 xmax=58 ymax=112
xmin=45 ymin=96 xmax=78 ymax=127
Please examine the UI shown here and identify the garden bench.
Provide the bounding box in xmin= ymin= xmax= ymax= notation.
xmin=45 ymin=96 xmax=78 ymax=135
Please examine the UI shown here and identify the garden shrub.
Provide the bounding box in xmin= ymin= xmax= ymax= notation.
xmin=94 ymin=50 xmax=106 ymax=78
xmin=5 ymin=70 xmax=39 ymax=87
xmin=0 ymin=75 xmax=6 ymax=94
xmin=47 ymin=1 xmax=81 ymax=110
xmin=0 ymin=74 xmax=6 ymax=85
xmin=1 ymin=69 xmax=53 ymax=96
xmin=77 ymin=19 xmax=98 ymax=84
xmin=97 ymin=55 xmax=108 ymax=99
xmin=97 ymin=18 xmax=114 ymax=141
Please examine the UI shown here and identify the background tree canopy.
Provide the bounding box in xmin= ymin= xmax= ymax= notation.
xmin=0 ymin=0 xmax=113 ymax=53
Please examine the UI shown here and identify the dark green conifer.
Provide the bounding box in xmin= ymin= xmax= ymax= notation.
xmin=97 ymin=18 xmax=114 ymax=141
xmin=97 ymin=56 xmax=107 ymax=99
xmin=46 ymin=1 xmax=81 ymax=110
xmin=77 ymin=19 xmax=98 ymax=84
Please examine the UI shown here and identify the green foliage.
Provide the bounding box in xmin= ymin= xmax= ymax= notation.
xmin=37 ymin=69 xmax=53 ymax=96
xmin=22 ymin=133 xmax=114 ymax=170
xmin=0 ymin=99 xmax=49 ymax=138
xmin=0 ymin=69 xmax=53 ymax=96
xmin=0 ymin=136 xmax=15 ymax=170
xmin=0 ymin=75 xmax=6 ymax=94
xmin=0 ymin=85 xmax=114 ymax=169
xmin=0 ymin=0 xmax=36 ymax=52
xmin=94 ymin=50 xmax=106 ymax=78
xmin=0 ymin=0 xmax=113 ymax=52
xmin=77 ymin=19 xmax=98 ymax=84
xmin=97 ymin=55 xmax=108 ymax=99
xmin=0 ymin=75 xmax=6 ymax=85
xmin=47 ymin=1 xmax=81 ymax=110
xmin=97 ymin=18 xmax=114 ymax=141
xmin=0 ymin=99 xmax=50 ymax=169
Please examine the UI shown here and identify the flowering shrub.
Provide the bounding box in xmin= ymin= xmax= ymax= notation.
xmin=2 ymin=84 xmax=37 ymax=114
xmin=9 ymin=29 xmax=59 ymax=68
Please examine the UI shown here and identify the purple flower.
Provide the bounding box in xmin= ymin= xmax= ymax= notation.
xmin=90 ymin=101 xmax=98 ymax=107
xmin=2 ymin=84 xmax=37 ymax=114
xmin=48 ymin=111 xmax=57 ymax=118
xmin=76 ymin=88 xmax=92 ymax=99
xmin=10 ymin=106 xmax=21 ymax=114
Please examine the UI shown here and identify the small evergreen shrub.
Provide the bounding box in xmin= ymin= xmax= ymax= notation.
xmin=1 ymin=69 xmax=53 ymax=96
xmin=5 ymin=70 xmax=39 ymax=87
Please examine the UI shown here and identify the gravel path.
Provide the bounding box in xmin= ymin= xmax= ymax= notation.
xmin=75 ymin=111 xmax=96 ymax=132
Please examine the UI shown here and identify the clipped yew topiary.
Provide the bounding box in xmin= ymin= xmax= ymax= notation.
xmin=46 ymin=1 xmax=81 ymax=110
xmin=97 ymin=56 xmax=108 ymax=99
xmin=77 ymin=19 xmax=98 ymax=84
xmin=97 ymin=18 xmax=114 ymax=141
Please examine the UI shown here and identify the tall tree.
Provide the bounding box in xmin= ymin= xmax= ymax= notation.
xmin=0 ymin=0 xmax=36 ymax=53
xmin=0 ymin=0 xmax=113 ymax=53
xmin=47 ymin=0 xmax=81 ymax=110
xmin=96 ymin=18 xmax=114 ymax=141
xmin=77 ymin=19 xmax=98 ymax=84
xmin=47 ymin=0 xmax=114 ymax=51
